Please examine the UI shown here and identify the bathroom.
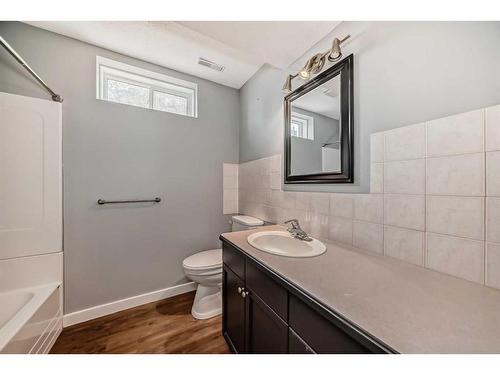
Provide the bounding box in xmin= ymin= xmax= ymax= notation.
xmin=2 ymin=0 xmax=500 ymax=372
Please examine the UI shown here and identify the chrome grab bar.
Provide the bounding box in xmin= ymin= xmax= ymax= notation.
xmin=0 ymin=36 xmax=63 ymax=102
xmin=97 ymin=197 xmax=161 ymax=205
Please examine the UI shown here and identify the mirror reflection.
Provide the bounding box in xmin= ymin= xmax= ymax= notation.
xmin=289 ymin=74 xmax=341 ymax=176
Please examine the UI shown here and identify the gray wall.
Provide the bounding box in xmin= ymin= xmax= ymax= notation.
xmin=240 ymin=21 xmax=500 ymax=193
xmin=0 ymin=22 xmax=240 ymax=313
xmin=290 ymin=107 xmax=339 ymax=175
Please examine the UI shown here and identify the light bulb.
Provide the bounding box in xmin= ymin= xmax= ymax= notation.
xmin=328 ymin=38 xmax=342 ymax=62
xmin=298 ymin=70 xmax=310 ymax=80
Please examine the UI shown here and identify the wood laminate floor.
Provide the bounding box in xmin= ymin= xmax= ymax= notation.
xmin=50 ymin=291 xmax=231 ymax=354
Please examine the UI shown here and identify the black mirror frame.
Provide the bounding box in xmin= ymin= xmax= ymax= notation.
xmin=284 ymin=54 xmax=354 ymax=184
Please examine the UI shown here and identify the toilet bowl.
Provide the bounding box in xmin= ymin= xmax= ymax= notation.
xmin=182 ymin=249 xmax=223 ymax=320
xmin=182 ymin=215 xmax=264 ymax=319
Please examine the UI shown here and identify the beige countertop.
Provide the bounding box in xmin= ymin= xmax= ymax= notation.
xmin=221 ymin=225 xmax=500 ymax=353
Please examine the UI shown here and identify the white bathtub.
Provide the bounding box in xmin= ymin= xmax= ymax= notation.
xmin=0 ymin=283 xmax=62 ymax=353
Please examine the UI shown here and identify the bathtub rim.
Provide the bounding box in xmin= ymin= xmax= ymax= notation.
xmin=0 ymin=282 xmax=61 ymax=352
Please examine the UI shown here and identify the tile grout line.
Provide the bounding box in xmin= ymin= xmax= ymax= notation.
xmin=424 ymin=121 xmax=428 ymax=268
xmin=382 ymin=155 xmax=385 ymax=256
xmin=382 ymin=131 xmax=386 ymax=256
xmin=483 ymin=109 xmax=487 ymax=285
xmin=426 ymin=231 xmax=485 ymax=243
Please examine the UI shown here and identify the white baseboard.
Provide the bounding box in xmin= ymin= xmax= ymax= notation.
xmin=63 ymin=282 xmax=196 ymax=327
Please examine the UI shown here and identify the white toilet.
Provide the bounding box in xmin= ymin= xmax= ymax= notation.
xmin=182 ymin=215 xmax=264 ymax=319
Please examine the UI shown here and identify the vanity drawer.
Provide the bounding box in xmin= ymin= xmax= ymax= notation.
xmin=289 ymin=294 xmax=370 ymax=354
xmin=245 ymin=259 xmax=288 ymax=321
xmin=223 ymin=243 xmax=245 ymax=280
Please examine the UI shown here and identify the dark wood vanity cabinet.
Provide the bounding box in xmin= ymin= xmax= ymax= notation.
xmin=221 ymin=241 xmax=394 ymax=354
xmin=246 ymin=291 xmax=288 ymax=353
xmin=223 ymin=267 xmax=246 ymax=353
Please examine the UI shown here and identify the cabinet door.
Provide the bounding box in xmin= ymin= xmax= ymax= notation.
xmin=289 ymin=328 xmax=315 ymax=354
xmin=289 ymin=294 xmax=371 ymax=354
xmin=245 ymin=291 xmax=288 ymax=354
xmin=0 ymin=92 xmax=62 ymax=260
xmin=223 ymin=266 xmax=246 ymax=353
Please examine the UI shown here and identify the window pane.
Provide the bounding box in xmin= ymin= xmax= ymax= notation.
xmin=106 ymin=79 xmax=150 ymax=108
xmin=98 ymin=57 xmax=198 ymax=117
xmin=291 ymin=114 xmax=314 ymax=140
xmin=153 ymin=91 xmax=188 ymax=115
xmin=291 ymin=122 xmax=300 ymax=137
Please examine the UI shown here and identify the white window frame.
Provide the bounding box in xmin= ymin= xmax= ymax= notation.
xmin=96 ymin=56 xmax=198 ymax=118
xmin=291 ymin=112 xmax=314 ymax=140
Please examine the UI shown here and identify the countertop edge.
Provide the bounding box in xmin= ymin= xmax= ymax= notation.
xmin=219 ymin=232 xmax=398 ymax=354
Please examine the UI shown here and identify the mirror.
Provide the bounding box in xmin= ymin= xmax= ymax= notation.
xmin=284 ymin=54 xmax=353 ymax=183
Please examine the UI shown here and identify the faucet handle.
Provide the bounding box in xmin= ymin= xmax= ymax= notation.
xmin=284 ymin=219 xmax=300 ymax=229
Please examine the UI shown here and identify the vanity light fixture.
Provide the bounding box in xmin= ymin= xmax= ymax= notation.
xmin=282 ymin=35 xmax=350 ymax=94
xmin=282 ymin=73 xmax=298 ymax=93
xmin=298 ymin=56 xmax=314 ymax=80
xmin=328 ymin=37 xmax=344 ymax=62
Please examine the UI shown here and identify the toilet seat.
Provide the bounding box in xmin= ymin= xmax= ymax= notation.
xmin=182 ymin=249 xmax=222 ymax=271
xmin=184 ymin=266 xmax=222 ymax=277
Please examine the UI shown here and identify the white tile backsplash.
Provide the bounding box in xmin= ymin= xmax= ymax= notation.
xmin=384 ymin=159 xmax=426 ymax=194
xmin=426 ymin=195 xmax=484 ymax=240
xmin=426 ymin=109 xmax=484 ymax=157
xmin=384 ymin=194 xmax=425 ymax=231
xmin=234 ymin=101 xmax=500 ymax=290
xmin=309 ymin=213 xmax=329 ymax=240
xmin=223 ymin=163 xmax=238 ymax=177
xmin=328 ymin=216 xmax=353 ymax=245
xmin=353 ymin=194 xmax=383 ymax=224
xmin=426 ymin=233 xmax=484 ymax=283
xmin=310 ymin=192 xmax=330 ymax=215
xmin=384 ymin=122 xmax=426 ymax=161
xmin=270 ymin=154 xmax=281 ymax=172
xmin=486 ymin=242 xmax=500 ymax=289
xmin=224 ymin=188 xmax=238 ymax=202
xmin=370 ymin=132 xmax=384 ymax=163
xmin=486 ymin=197 xmax=500 ymax=244
xmin=353 ymin=221 xmax=384 ymax=254
xmin=370 ymin=163 xmax=384 ymax=193
xmin=426 ymin=153 xmax=485 ymax=196
xmin=384 ymin=226 xmax=424 ymax=266
xmin=486 ymin=104 xmax=500 ymax=152
xmin=330 ymin=194 xmax=353 ymax=218
xmin=486 ymin=151 xmax=500 ymax=196
xmin=295 ymin=192 xmax=312 ymax=211
xmin=271 ymin=190 xmax=295 ymax=209
xmin=223 ymin=163 xmax=239 ymax=214
xmin=270 ymin=172 xmax=281 ymax=190
xmin=223 ymin=176 xmax=238 ymax=189
xmin=223 ymin=198 xmax=238 ymax=215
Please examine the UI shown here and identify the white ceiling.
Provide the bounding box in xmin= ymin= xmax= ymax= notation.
xmin=178 ymin=21 xmax=339 ymax=70
xmin=293 ymin=76 xmax=341 ymax=119
xmin=25 ymin=21 xmax=340 ymax=89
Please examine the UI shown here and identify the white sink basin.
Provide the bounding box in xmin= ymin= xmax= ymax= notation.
xmin=247 ymin=231 xmax=326 ymax=258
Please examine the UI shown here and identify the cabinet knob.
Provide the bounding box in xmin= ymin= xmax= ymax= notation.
xmin=237 ymin=287 xmax=243 ymax=294
xmin=241 ymin=291 xmax=249 ymax=298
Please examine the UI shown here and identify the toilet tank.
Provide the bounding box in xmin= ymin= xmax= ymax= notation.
xmin=231 ymin=215 xmax=264 ymax=232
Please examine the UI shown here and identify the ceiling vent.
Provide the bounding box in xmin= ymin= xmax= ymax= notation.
xmin=323 ymin=87 xmax=339 ymax=98
xmin=198 ymin=57 xmax=225 ymax=72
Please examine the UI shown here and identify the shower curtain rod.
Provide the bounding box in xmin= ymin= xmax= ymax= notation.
xmin=0 ymin=36 xmax=63 ymax=102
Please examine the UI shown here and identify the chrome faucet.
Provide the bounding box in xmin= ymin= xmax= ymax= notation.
xmin=284 ymin=219 xmax=313 ymax=241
